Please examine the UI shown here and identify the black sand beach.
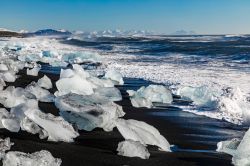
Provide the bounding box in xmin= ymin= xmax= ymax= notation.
xmin=0 ymin=68 xmax=245 ymax=166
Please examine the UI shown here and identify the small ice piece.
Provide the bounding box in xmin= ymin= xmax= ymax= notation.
xmin=115 ymin=119 xmax=171 ymax=152
xmin=94 ymin=87 xmax=122 ymax=101
xmin=117 ymin=140 xmax=150 ymax=159
xmin=27 ymin=67 xmax=40 ymax=76
xmin=55 ymin=93 xmax=125 ymax=131
xmin=37 ymin=75 xmax=53 ymax=89
xmin=216 ymin=138 xmax=241 ymax=155
xmin=127 ymin=85 xmax=173 ymax=108
xmin=25 ymin=82 xmax=54 ymax=102
xmin=178 ymin=86 xmax=217 ymax=106
xmin=104 ymin=70 xmax=124 ymax=85
xmin=232 ymin=128 xmax=250 ymax=166
xmin=0 ymin=108 xmax=20 ymax=132
xmin=24 ymin=109 xmax=79 ymax=142
xmin=0 ymin=137 xmax=14 ymax=159
xmin=0 ymin=64 xmax=8 ymax=71
xmin=3 ymin=150 xmax=62 ymax=166
xmin=2 ymin=72 xmax=16 ymax=82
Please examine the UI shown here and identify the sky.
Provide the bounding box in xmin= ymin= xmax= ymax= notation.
xmin=0 ymin=0 xmax=250 ymax=34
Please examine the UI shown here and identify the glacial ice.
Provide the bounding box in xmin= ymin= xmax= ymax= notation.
xmin=8 ymin=99 xmax=79 ymax=142
xmin=0 ymin=137 xmax=13 ymax=159
xmin=0 ymin=64 xmax=8 ymax=71
xmin=178 ymin=86 xmax=217 ymax=106
xmin=219 ymin=88 xmax=250 ymax=124
xmin=115 ymin=119 xmax=171 ymax=152
xmin=0 ymin=78 xmax=6 ymax=90
xmin=37 ymin=75 xmax=52 ymax=89
xmin=94 ymin=87 xmax=122 ymax=101
xmin=27 ymin=67 xmax=40 ymax=76
xmin=24 ymin=108 xmax=79 ymax=142
xmin=55 ymin=66 xmax=94 ymax=96
xmin=0 ymin=86 xmax=31 ymax=108
xmin=127 ymin=85 xmax=173 ymax=108
xmin=3 ymin=150 xmax=62 ymax=166
xmin=25 ymin=82 xmax=54 ymax=102
xmin=216 ymin=138 xmax=240 ymax=156
xmin=62 ymin=51 xmax=102 ymax=64
xmin=104 ymin=70 xmax=124 ymax=85
xmin=117 ymin=140 xmax=150 ymax=159
xmin=2 ymin=72 xmax=16 ymax=82
xmin=55 ymin=93 xmax=125 ymax=131
xmin=231 ymin=128 xmax=250 ymax=166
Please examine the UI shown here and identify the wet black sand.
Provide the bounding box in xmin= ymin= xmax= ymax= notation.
xmin=0 ymin=69 xmax=246 ymax=166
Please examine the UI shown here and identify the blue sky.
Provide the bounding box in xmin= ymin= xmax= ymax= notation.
xmin=0 ymin=0 xmax=250 ymax=34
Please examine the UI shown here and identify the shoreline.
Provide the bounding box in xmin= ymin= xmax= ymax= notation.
xmin=0 ymin=68 xmax=243 ymax=165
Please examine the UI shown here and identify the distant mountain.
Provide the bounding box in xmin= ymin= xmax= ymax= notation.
xmin=171 ymin=30 xmax=196 ymax=35
xmin=26 ymin=29 xmax=72 ymax=37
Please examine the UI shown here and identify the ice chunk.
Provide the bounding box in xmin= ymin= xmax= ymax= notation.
xmin=25 ymin=82 xmax=54 ymax=102
xmin=55 ymin=66 xmax=94 ymax=96
xmin=0 ymin=64 xmax=8 ymax=71
xmin=128 ymin=90 xmax=153 ymax=108
xmin=24 ymin=109 xmax=79 ymax=142
xmin=0 ymin=108 xmax=20 ymax=132
xmin=216 ymin=138 xmax=241 ymax=156
xmin=94 ymin=87 xmax=122 ymax=101
xmin=219 ymin=88 xmax=250 ymax=124
xmin=62 ymin=51 xmax=102 ymax=64
xmin=18 ymin=54 xmax=41 ymax=62
xmin=178 ymin=86 xmax=217 ymax=106
xmin=128 ymin=85 xmax=173 ymax=108
xmin=232 ymin=128 xmax=250 ymax=166
xmin=2 ymin=72 xmax=16 ymax=82
xmin=0 ymin=86 xmax=31 ymax=108
xmin=3 ymin=150 xmax=62 ymax=166
xmin=117 ymin=140 xmax=150 ymax=159
xmin=115 ymin=119 xmax=171 ymax=152
xmin=0 ymin=137 xmax=14 ymax=159
xmin=27 ymin=67 xmax=40 ymax=76
xmin=55 ymin=93 xmax=125 ymax=131
xmin=104 ymin=70 xmax=124 ymax=85
xmin=37 ymin=75 xmax=52 ymax=89
xmin=0 ymin=78 xmax=6 ymax=90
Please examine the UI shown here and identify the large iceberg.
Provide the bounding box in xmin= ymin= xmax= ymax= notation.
xmin=55 ymin=93 xmax=125 ymax=131
xmin=3 ymin=150 xmax=62 ymax=166
xmin=115 ymin=119 xmax=171 ymax=152
xmin=117 ymin=140 xmax=150 ymax=159
xmin=127 ymin=85 xmax=173 ymax=108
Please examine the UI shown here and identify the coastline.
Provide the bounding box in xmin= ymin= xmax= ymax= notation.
xmin=0 ymin=68 xmax=244 ymax=166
